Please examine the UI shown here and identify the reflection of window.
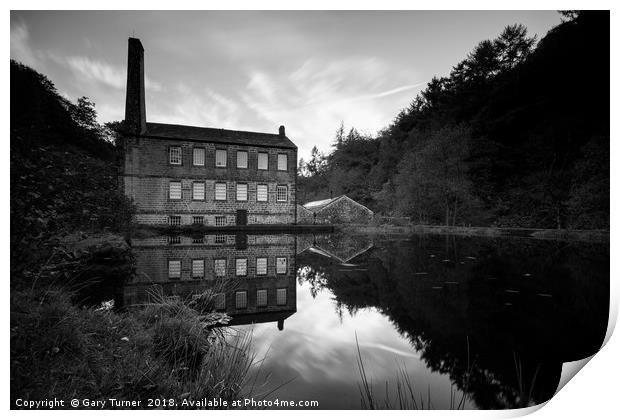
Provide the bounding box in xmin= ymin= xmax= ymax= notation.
xmin=168 ymin=235 xmax=181 ymax=244
xmin=237 ymin=151 xmax=248 ymax=168
xmin=192 ymin=216 xmax=203 ymax=225
xmin=169 ymin=146 xmax=182 ymax=165
xmin=169 ymin=181 xmax=182 ymax=200
xmin=276 ymin=257 xmax=287 ymax=274
xmin=215 ymin=149 xmax=227 ymax=167
xmin=214 ymin=293 xmax=226 ymax=310
xmin=277 ymin=153 xmax=287 ymax=171
xmin=276 ymin=185 xmax=287 ymax=202
xmin=236 ymin=183 xmax=248 ymax=201
xmin=215 ymin=183 xmax=227 ymax=201
xmin=214 ymin=234 xmax=226 ymax=244
xmin=256 ymin=257 xmax=267 ymax=275
xmin=214 ymin=259 xmax=226 ymax=277
xmin=193 ymin=148 xmax=205 ymax=166
xmin=276 ymin=288 xmax=287 ymax=305
xmin=258 ymin=152 xmax=269 ymax=170
xmin=257 ymin=289 xmax=268 ymax=307
xmin=257 ymin=184 xmax=268 ymax=202
xmin=235 ymin=291 xmax=247 ymax=309
xmin=236 ymin=258 xmax=247 ymax=276
xmin=168 ymin=260 xmax=181 ymax=278
xmin=192 ymin=236 xmax=204 ymax=244
xmin=193 ymin=182 xmax=205 ymax=200
xmin=169 ymin=215 xmax=181 ymax=226
xmin=192 ymin=259 xmax=204 ymax=278
xmin=215 ymin=216 xmax=226 ymax=227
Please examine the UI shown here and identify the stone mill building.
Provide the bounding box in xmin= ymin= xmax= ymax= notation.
xmin=119 ymin=38 xmax=297 ymax=226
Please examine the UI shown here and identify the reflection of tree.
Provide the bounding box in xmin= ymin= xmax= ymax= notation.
xmin=297 ymin=234 xmax=608 ymax=409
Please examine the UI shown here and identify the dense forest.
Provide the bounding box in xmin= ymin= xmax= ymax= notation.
xmin=298 ymin=11 xmax=609 ymax=229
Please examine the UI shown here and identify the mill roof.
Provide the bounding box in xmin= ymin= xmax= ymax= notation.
xmin=142 ymin=122 xmax=297 ymax=149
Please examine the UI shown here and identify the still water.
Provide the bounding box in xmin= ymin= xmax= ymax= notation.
xmin=121 ymin=232 xmax=609 ymax=409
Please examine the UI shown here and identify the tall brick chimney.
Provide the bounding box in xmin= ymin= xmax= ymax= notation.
xmin=125 ymin=38 xmax=146 ymax=135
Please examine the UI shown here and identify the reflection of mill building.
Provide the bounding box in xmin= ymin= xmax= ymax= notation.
xmin=120 ymin=38 xmax=297 ymax=226
xmin=125 ymin=234 xmax=297 ymax=329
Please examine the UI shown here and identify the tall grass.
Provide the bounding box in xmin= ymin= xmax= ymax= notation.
xmin=11 ymin=283 xmax=257 ymax=408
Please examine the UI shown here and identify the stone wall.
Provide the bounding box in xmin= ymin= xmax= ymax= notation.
xmin=122 ymin=136 xmax=297 ymax=225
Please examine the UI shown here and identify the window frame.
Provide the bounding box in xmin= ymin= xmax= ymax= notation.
xmin=235 ymin=290 xmax=248 ymax=309
xmin=215 ymin=149 xmax=227 ymax=168
xmin=256 ymin=184 xmax=268 ymax=202
xmin=168 ymin=215 xmax=181 ymax=226
xmin=257 ymin=152 xmax=269 ymax=170
xmin=214 ymin=182 xmax=227 ymax=201
xmin=192 ymin=181 xmax=206 ymax=201
xmin=256 ymin=257 xmax=268 ymax=276
xmin=276 ymin=288 xmax=287 ymax=306
xmin=191 ymin=258 xmax=205 ymax=278
xmin=192 ymin=216 xmax=204 ymax=225
xmin=236 ymin=183 xmax=248 ymax=202
xmin=236 ymin=150 xmax=248 ymax=169
xmin=276 ymin=257 xmax=287 ymax=274
xmin=214 ymin=216 xmax=227 ymax=227
xmin=169 ymin=180 xmax=182 ymax=201
xmin=169 ymin=146 xmax=182 ymax=166
xmin=277 ymin=153 xmax=288 ymax=171
xmin=214 ymin=258 xmax=227 ymax=277
xmin=256 ymin=289 xmax=268 ymax=307
xmin=192 ymin=147 xmax=205 ymax=167
xmin=276 ymin=185 xmax=288 ymax=202
xmin=168 ymin=259 xmax=181 ymax=279
xmin=235 ymin=258 xmax=248 ymax=277
xmin=214 ymin=293 xmax=226 ymax=311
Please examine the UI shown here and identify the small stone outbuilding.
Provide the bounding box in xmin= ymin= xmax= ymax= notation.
xmin=299 ymin=195 xmax=373 ymax=224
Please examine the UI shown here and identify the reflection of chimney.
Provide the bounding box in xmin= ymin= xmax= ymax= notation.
xmin=277 ymin=319 xmax=284 ymax=331
xmin=125 ymin=38 xmax=146 ymax=135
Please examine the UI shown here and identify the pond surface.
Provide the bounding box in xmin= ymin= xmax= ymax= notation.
xmin=122 ymin=232 xmax=609 ymax=409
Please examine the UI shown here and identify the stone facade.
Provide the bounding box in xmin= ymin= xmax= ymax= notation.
xmin=124 ymin=234 xmax=297 ymax=329
xmin=120 ymin=37 xmax=297 ymax=226
xmin=122 ymin=135 xmax=297 ymax=225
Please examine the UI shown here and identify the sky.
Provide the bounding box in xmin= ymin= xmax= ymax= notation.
xmin=10 ymin=10 xmax=562 ymax=160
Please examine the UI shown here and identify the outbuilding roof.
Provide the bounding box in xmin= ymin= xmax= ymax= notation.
xmin=142 ymin=122 xmax=297 ymax=149
xmin=302 ymin=195 xmax=374 ymax=214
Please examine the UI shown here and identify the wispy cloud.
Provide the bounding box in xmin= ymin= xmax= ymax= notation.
xmin=10 ymin=22 xmax=40 ymax=68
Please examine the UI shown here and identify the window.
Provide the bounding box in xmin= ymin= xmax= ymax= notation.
xmin=193 ymin=182 xmax=205 ymax=200
xmin=168 ymin=260 xmax=181 ymax=278
xmin=214 ymin=293 xmax=226 ymax=310
xmin=257 ymin=184 xmax=268 ymax=202
xmin=192 ymin=259 xmax=204 ymax=278
xmin=168 ymin=235 xmax=181 ymax=244
xmin=214 ymin=234 xmax=227 ymax=244
xmin=236 ymin=150 xmax=248 ymax=168
xmin=215 ymin=182 xmax=227 ymax=201
xmin=235 ymin=291 xmax=247 ymax=309
xmin=214 ymin=259 xmax=226 ymax=277
xmin=169 ymin=181 xmax=182 ymax=200
xmin=215 ymin=149 xmax=227 ymax=167
xmin=256 ymin=289 xmax=268 ymax=307
xmin=169 ymin=146 xmax=182 ymax=165
xmin=276 ymin=257 xmax=287 ymax=274
xmin=192 ymin=216 xmax=204 ymax=225
xmin=193 ymin=148 xmax=205 ymax=166
xmin=256 ymin=257 xmax=267 ymax=275
xmin=258 ymin=152 xmax=269 ymax=170
xmin=277 ymin=153 xmax=287 ymax=171
xmin=236 ymin=183 xmax=248 ymax=201
xmin=169 ymin=215 xmax=181 ymax=226
xmin=215 ymin=216 xmax=226 ymax=227
xmin=276 ymin=288 xmax=287 ymax=305
xmin=276 ymin=185 xmax=287 ymax=202
xmin=236 ymin=258 xmax=247 ymax=276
